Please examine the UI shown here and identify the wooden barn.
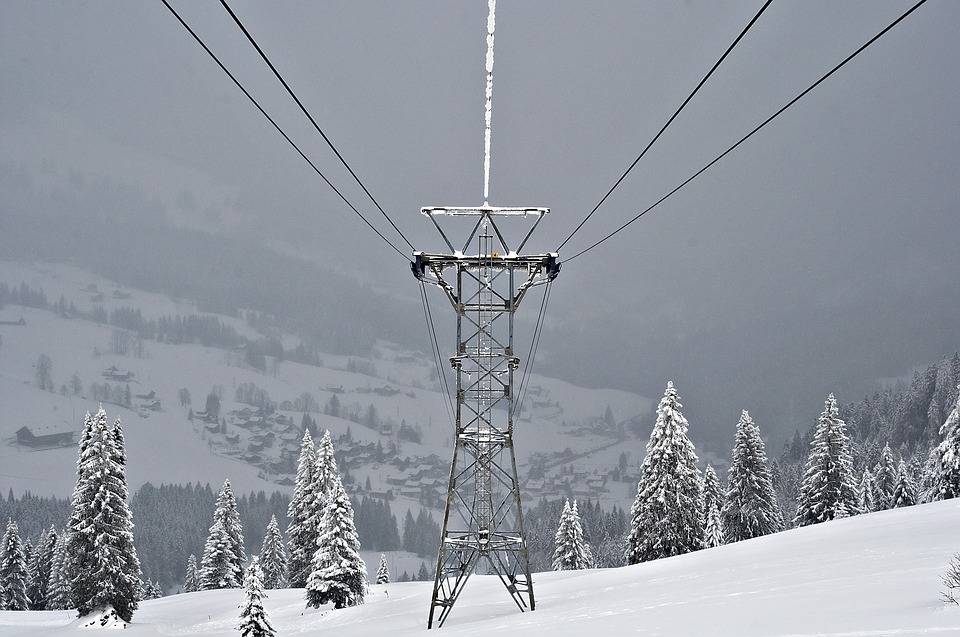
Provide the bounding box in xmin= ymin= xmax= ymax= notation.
xmin=15 ymin=426 xmax=75 ymax=448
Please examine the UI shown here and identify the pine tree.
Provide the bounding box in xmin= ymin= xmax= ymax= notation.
xmin=930 ymin=387 xmax=960 ymax=501
xmin=859 ymin=468 xmax=875 ymax=513
xmin=212 ymin=479 xmax=245 ymax=578
xmin=107 ymin=419 xmax=142 ymax=607
xmin=305 ymin=477 xmax=366 ymax=609
xmin=200 ymin=519 xmax=240 ymax=589
xmin=182 ymin=554 xmax=199 ymax=593
xmin=65 ymin=408 xmax=141 ymax=621
xmin=626 ymin=382 xmax=704 ymax=564
xmin=24 ymin=539 xmax=34 ymax=572
xmin=26 ymin=525 xmax=57 ymax=609
xmin=552 ymin=500 xmax=591 ymax=571
xmin=46 ymin=532 xmax=72 ymax=610
xmin=703 ymin=500 xmax=725 ymax=549
xmin=795 ymin=394 xmax=861 ymax=526
xmin=315 ymin=430 xmax=340 ymax=498
xmin=702 ymin=464 xmax=724 ymax=519
xmin=141 ymin=579 xmax=163 ymax=600
xmin=239 ymin=557 xmax=275 ymax=637
xmin=375 ymin=554 xmax=390 ymax=585
xmin=891 ymin=460 xmax=918 ymax=508
xmin=416 ymin=562 xmax=430 ymax=581
xmin=872 ymin=444 xmax=898 ymax=511
xmin=929 ymin=358 xmax=958 ymax=438
xmin=65 ymin=411 xmax=96 ymax=611
xmin=259 ymin=516 xmax=287 ymax=590
xmin=721 ymin=410 xmax=783 ymax=542
xmin=286 ymin=430 xmax=319 ymax=587
xmin=0 ymin=519 xmax=28 ymax=610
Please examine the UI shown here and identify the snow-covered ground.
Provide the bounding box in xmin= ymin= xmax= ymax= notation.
xmin=4 ymin=500 xmax=960 ymax=636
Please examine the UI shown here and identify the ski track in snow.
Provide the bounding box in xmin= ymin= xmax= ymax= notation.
xmin=4 ymin=501 xmax=960 ymax=636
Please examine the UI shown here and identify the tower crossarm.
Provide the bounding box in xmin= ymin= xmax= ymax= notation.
xmin=412 ymin=252 xmax=559 ymax=313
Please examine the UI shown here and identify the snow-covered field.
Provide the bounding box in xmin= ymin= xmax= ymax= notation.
xmin=4 ymin=500 xmax=960 ymax=636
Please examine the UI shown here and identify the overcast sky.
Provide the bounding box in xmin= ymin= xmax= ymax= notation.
xmin=2 ymin=1 xmax=958 ymax=450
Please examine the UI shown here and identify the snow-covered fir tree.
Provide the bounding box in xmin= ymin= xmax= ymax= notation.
xmin=286 ymin=430 xmax=320 ymax=587
xmin=182 ymin=554 xmax=199 ymax=593
xmin=930 ymin=386 xmax=960 ymax=501
xmin=375 ymin=554 xmax=389 ymax=584
xmin=702 ymin=464 xmax=724 ymax=520
xmin=872 ymin=444 xmax=898 ymax=511
xmin=239 ymin=557 xmax=275 ymax=637
xmin=140 ymin=579 xmax=163 ymax=600
xmin=315 ymin=430 xmax=340 ymax=497
xmin=212 ymin=479 xmax=245 ymax=578
xmin=26 ymin=525 xmax=57 ymax=610
xmin=65 ymin=408 xmax=141 ymax=622
xmin=0 ymin=519 xmax=28 ymax=611
xmin=305 ymin=476 xmax=366 ymax=609
xmin=891 ymin=459 xmax=918 ymax=508
xmin=704 ymin=500 xmax=725 ymax=549
xmin=416 ymin=562 xmax=430 ymax=582
xmin=795 ymin=394 xmax=861 ymax=526
xmin=259 ymin=515 xmax=287 ymax=590
xmin=200 ymin=519 xmax=241 ymax=590
xmin=859 ymin=468 xmax=876 ymax=513
xmin=46 ymin=532 xmax=71 ymax=610
xmin=721 ymin=410 xmax=783 ymax=542
xmin=64 ymin=411 xmax=96 ymax=610
xmin=107 ymin=418 xmax=143 ymax=604
xmin=627 ymin=381 xmax=704 ymax=564
xmin=553 ymin=500 xmax=592 ymax=571
xmin=23 ymin=539 xmax=34 ymax=577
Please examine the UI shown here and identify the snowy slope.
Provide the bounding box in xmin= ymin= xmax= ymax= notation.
xmin=0 ymin=261 xmax=651 ymax=508
xmin=5 ymin=500 xmax=960 ymax=636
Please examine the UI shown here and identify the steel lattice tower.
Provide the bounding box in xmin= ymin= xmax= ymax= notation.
xmin=413 ymin=205 xmax=559 ymax=628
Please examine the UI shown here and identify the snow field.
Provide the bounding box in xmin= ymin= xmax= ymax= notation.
xmin=4 ymin=499 xmax=960 ymax=636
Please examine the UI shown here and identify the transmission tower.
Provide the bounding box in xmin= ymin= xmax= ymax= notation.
xmin=413 ymin=205 xmax=559 ymax=628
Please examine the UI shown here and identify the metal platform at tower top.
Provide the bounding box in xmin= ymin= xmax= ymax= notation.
xmin=413 ymin=204 xmax=558 ymax=628
xmin=421 ymin=205 xmax=549 ymax=215
xmin=417 ymin=206 xmax=555 ymax=261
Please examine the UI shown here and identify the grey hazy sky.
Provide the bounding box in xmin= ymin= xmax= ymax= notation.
xmin=2 ymin=1 xmax=958 ymax=450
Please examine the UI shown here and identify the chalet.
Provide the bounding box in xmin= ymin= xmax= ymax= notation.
xmin=386 ymin=474 xmax=409 ymax=487
xmin=400 ymin=483 xmax=421 ymax=498
xmin=141 ymin=399 xmax=161 ymax=412
xmin=102 ymin=366 xmax=134 ymax=382
xmin=16 ymin=426 xmax=74 ymax=448
xmin=0 ymin=317 xmax=26 ymax=326
xmin=135 ymin=390 xmax=156 ymax=400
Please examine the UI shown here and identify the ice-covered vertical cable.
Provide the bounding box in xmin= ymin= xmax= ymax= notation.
xmin=482 ymin=0 xmax=497 ymax=205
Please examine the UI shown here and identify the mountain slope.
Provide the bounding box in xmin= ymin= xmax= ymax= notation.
xmin=4 ymin=500 xmax=959 ymax=636
xmin=0 ymin=261 xmax=651 ymax=507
